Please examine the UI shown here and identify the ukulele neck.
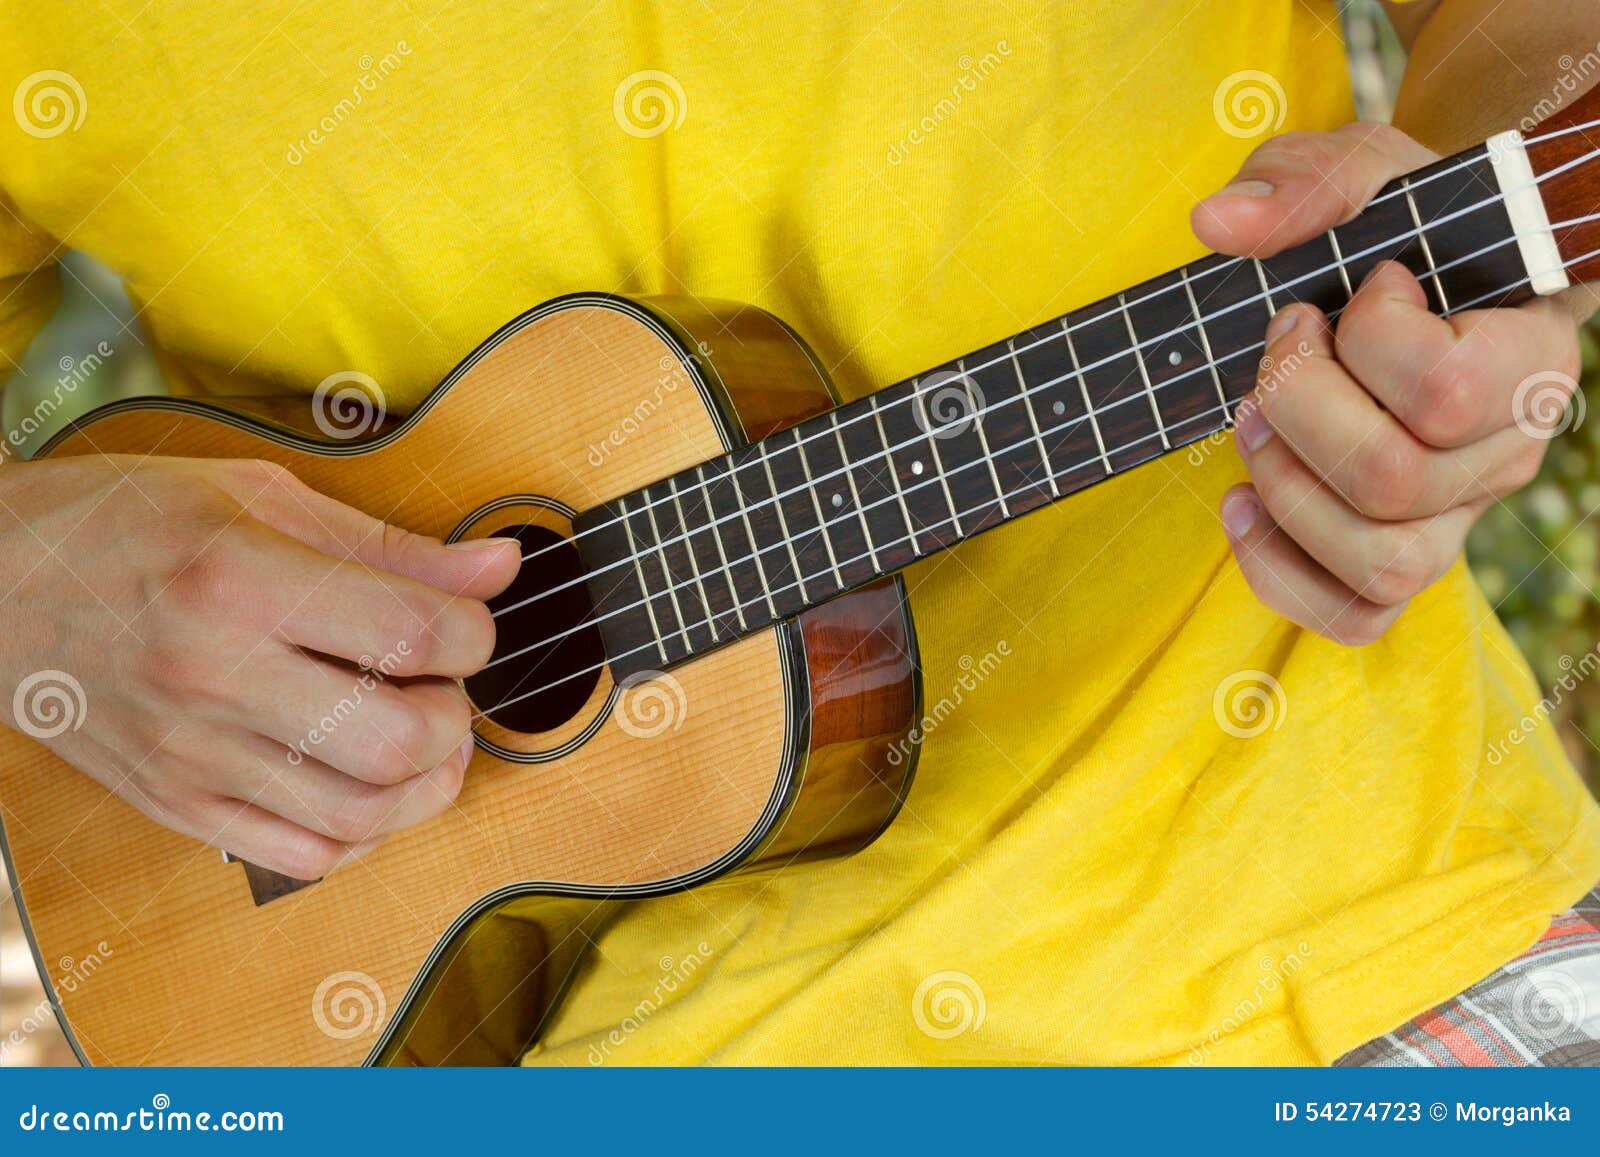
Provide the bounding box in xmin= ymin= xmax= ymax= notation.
xmin=577 ymin=130 xmax=1572 ymax=681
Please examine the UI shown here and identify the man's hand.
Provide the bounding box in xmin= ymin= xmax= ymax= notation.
xmin=0 ymin=455 xmax=520 ymax=878
xmin=1192 ymin=122 xmax=1586 ymax=645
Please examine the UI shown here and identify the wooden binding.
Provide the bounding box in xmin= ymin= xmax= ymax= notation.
xmin=1523 ymin=78 xmax=1600 ymax=286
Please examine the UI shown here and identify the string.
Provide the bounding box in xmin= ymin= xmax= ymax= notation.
xmin=501 ymin=139 xmax=1524 ymax=574
xmin=467 ymin=244 xmax=1600 ymax=723
xmin=491 ymin=139 xmax=1600 ymax=620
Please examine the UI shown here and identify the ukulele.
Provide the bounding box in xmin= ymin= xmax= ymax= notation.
xmin=6 ymin=91 xmax=1600 ymax=1065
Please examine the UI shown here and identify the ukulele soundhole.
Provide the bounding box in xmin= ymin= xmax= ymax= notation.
xmin=463 ymin=523 xmax=604 ymax=734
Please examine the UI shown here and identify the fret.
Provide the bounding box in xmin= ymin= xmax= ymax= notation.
xmin=1180 ymin=264 xmax=1230 ymax=418
xmin=908 ymin=367 xmax=1009 ymax=537
xmin=640 ymin=486 xmax=698 ymax=654
xmin=663 ymin=475 xmax=718 ymax=642
xmin=786 ymin=425 xmax=846 ymax=588
xmin=792 ymin=414 xmax=878 ymax=588
xmin=1402 ymin=177 xmax=1451 ymax=313
xmin=1329 ymin=192 xmax=1428 ymax=296
xmin=613 ymin=495 xmax=674 ymax=667
xmin=718 ymin=450 xmax=782 ymax=622
xmin=751 ymin=440 xmax=813 ymax=607
xmin=1261 ymin=231 xmax=1350 ymax=318
xmin=1401 ymin=149 xmax=1524 ymax=310
xmin=1069 ymin=304 xmax=1166 ymax=473
xmin=1185 ymin=253 xmax=1269 ymax=406
xmin=912 ymin=377 xmax=967 ymax=537
xmin=668 ymin=472 xmax=743 ymax=643
xmin=1328 ymin=229 xmax=1354 ymax=298
xmin=963 ymin=337 xmax=1057 ymax=516
xmin=1118 ymin=291 xmax=1170 ymax=451
xmin=827 ymin=411 xmax=883 ymax=574
xmin=569 ymin=501 xmax=661 ymax=678
xmin=1059 ymin=317 xmax=1112 ymax=475
xmin=837 ymin=396 xmax=921 ymax=573
xmin=1251 ymin=257 xmax=1278 ymax=318
xmin=692 ymin=463 xmax=750 ymax=635
xmin=871 ymin=386 xmax=963 ymax=554
xmin=1124 ymin=270 xmax=1226 ymax=448
xmin=1006 ymin=339 xmax=1058 ymax=497
xmin=959 ymin=358 xmax=1010 ymax=518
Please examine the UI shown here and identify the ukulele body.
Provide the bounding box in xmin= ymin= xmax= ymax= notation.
xmin=0 ymin=293 xmax=921 ymax=1065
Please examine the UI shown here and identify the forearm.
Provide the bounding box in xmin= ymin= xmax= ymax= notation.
xmin=1387 ymin=0 xmax=1600 ymax=154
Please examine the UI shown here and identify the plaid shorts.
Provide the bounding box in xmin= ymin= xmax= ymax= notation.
xmin=1337 ymin=887 xmax=1600 ymax=1067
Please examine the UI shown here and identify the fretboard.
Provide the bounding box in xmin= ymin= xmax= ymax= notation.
xmin=576 ymin=139 xmax=1546 ymax=681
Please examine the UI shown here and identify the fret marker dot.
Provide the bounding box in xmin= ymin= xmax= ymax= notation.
xmin=1052 ymin=401 xmax=1066 ymax=416
xmin=831 ymin=493 xmax=844 ymax=509
xmin=911 ymin=460 xmax=925 ymax=475
xmin=1168 ymin=350 xmax=1182 ymax=366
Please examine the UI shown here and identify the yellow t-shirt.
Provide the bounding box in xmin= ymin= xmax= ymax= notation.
xmin=3 ymin=1 xmax=1597 ymax=1065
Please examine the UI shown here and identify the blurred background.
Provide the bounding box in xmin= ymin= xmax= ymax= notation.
xmin=4 ymin=1 xmax=1599 ymax=1066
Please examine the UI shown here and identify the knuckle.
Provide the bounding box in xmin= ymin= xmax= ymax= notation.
xmin=374 ymin=598 xmax=436 ymax=671
xmin=324 ymin=781 xmax=389 ymax=842
xmin=1361 ymin=539 xmax=1433 ymax=607
xmin=349 ymin=722 xmax=417 ymax=785
xmin=1327 ymin=606 xmax=1392 ymax=648
xmin=1409 ymin=360 xmax=1479 ymax=446
xmin=280 ymin=837 xmax=342 ymax=881
xmin=1351 ymin=434 xmax=1423 ymax=519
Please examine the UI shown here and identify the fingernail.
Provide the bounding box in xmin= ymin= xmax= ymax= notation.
xmin=456 ymin=734 xmax=476 ymax=767
xmin=447 ymin=536 xmax=520 ymax=551
xmin=1265 ymin=307 xmax=1299 ymax=345
xmin=1221 ymin=492 xmax=1261 ymax=539
xmin=1212 ymin=179 xmax=1275 ymax=199
xmin=1235 ymin=402 xmax=1275 ymax=453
